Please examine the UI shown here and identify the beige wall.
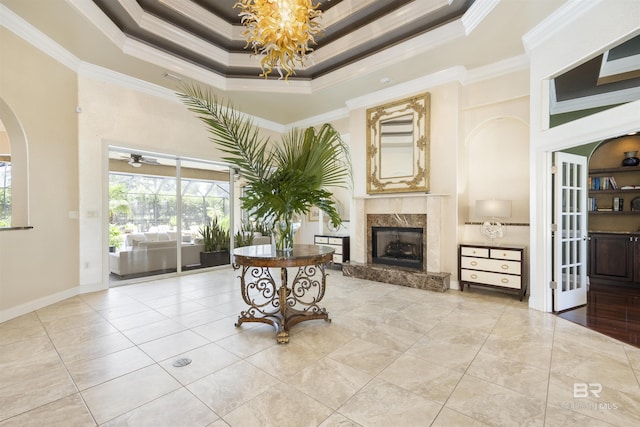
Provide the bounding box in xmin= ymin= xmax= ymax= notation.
xmin=0 ymin=28 xmax=79 ymax=320
xmin=76 ymin=77 xmax=288 ymax=289
xmin=460 ymin=70 xmax=531 ymax=247
xmin=344 ymin=74 xmax=531 ymax=287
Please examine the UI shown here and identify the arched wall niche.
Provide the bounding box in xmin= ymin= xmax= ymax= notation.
xmin=465 ymin=116 xmax=530 ymax=223
xmin=0 ymin=97 xmax=29 ymax=227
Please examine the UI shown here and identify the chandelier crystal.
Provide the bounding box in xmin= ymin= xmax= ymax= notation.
xmin=235 ymin=0 xmax=323 ymax=79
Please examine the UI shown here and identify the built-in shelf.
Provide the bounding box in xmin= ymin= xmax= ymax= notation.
xmin=589 ymin=189 xmax=640 ymax=194
xmin=589 ymin=211 xmax=640 ymax=215
xmin=590 ymin=167 xmax=640 ymax=174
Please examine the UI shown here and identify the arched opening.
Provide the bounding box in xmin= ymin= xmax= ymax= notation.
xmin=0 ymin=97 xmax=29 ymax=227
xmin=0 ymin=118 xmax=10 ymax=226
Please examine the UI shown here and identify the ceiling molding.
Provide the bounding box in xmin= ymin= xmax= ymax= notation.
xmin=78 ymin=62 xmax=178 ymax=103
xmin=464 ymin=54 xmax=529 ymax=85
xmin=0 ymin=4 xmax=81 ymax=72
xmin=346 ymin=66 xmax=467 ymax=111
xmin=157 ymin=0 xmax=236 ymax=38
xmin=461 ymin=0 xmax=499 ymax=35
xmin=287 ymin=107 xmax=351 ymax=130
xmin=310 ymin=19 xmax=467 ymax=94
xmin=522 ymin=0 xmax=594 ymax=53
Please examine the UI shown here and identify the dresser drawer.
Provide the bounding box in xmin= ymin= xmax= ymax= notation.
xmin=460 ymin=246 xmax=489 ymax=258
xmin=490 ymin=249 xmax=521 ymax=261
xmin=333 ymin=254 xmax=343 ymax=264
xmin=328 ymin=237 xmax=343 ymax=245
xmin=461 ymin=269 xmax=521 ymax=289
xmin=315 ymin=236 xmax=329 ymax=244
xmin=460 ymin=257 xmax=521 ymax=275
xmin=330 ymin=245 xmax=343 ymax=255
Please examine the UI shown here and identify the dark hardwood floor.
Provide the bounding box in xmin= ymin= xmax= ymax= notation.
xmin=558 ymin=284 xmax=640 ymax=348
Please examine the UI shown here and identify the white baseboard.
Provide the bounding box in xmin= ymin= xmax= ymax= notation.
xmin=0 ymin=287 xmax=80 ymax=323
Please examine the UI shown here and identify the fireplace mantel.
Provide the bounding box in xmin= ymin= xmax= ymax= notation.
xmin=354 ymin=193 xmax=450 ymax=200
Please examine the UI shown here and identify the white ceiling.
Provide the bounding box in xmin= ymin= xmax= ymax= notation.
xmin=1 ymin=0 xmax=568 ymax=125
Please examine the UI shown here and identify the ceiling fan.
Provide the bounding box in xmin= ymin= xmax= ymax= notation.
xmin=125 ymin=154 xmax=160 ymax=168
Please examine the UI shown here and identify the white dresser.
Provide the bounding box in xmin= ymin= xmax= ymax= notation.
xmin=314 ymin=235 xmax=350 ymax=267
xmin=458 ymin=243 xmax=527 ymax=301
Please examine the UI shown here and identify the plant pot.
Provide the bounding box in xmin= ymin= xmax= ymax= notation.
xmin=200 ymin=250 xmax=230 ymax=267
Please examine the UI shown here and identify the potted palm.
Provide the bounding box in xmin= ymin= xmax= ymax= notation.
xmin=178 ymin=84 xmax=351 ymax=253
xmin=108 ymin=224 xmax=122 ymax=253
xmin=199 ymin=217 xmax=231 ymax=267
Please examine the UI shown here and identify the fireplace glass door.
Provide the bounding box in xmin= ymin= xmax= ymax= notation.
xmin=371 ymin=226 xmax=424 ymax=270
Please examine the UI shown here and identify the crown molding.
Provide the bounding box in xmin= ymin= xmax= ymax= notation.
xmin=522 ymin=0 xmax=597 ymax=53
xmin=158 ymin=0 xmax=236 ymax=38
xmin=464 ymin=54 xmax=529 ymax=85
xmin=78 ymin=62 xmax=177 ymax=102
xmin=345 ymin=66 xmax=467 ymax=111
xmin=287 ymin=107 xmax=351 ymax=130
xmin=312 ymin=19 xmax=466 ymax=93
xmin=3 ymin=1 xmax=537 ymax=129
xmin=0 ymin=3 xmax=81 ymax=71
xmin=462 ymin=0 xmax=500 ymax=35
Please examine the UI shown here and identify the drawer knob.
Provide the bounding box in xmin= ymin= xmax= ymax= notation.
xmin=470 ymin=274 xmax=478 ymax=280
xmin=501 ymin=278 xmax=509 ymax=284
xmin=470 ymin=261 xmax=478 ymax=266
xmin=502 ymin=253 xmax=507 ymax=257
xmin=501 ymin=264 xmax=509 ymax=270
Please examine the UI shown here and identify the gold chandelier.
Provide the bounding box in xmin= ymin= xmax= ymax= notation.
xmin=235 ymin=0 xmax=323 ymax=79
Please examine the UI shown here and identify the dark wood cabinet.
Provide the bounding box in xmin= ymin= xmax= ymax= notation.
xmin=588 ymin=232 xmax=640 ymax=287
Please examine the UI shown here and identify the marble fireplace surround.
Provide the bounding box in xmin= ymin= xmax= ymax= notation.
xmin=367 ymin=213 xmax=427 ymax=269
xmin=343 ymin=195 xmax=450 ymax=292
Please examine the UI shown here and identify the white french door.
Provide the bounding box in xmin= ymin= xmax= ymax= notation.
xmin=553 ymin=152 xmax=588 ymax=311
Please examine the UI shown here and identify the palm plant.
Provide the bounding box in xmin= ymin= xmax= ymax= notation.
xmin=178 ymin=84 xmax=351 ymax=252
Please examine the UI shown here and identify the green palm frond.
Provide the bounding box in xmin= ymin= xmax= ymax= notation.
xmin=178 ymin=83 xmax=352 ymax=229
xmin=178 ymin=83 xmax=273 ymax=182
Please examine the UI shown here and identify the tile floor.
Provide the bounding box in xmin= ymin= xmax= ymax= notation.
xmin=1 ymin=268 xmax=640 ymax=426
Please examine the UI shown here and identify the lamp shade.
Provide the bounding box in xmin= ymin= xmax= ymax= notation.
xmin=476 ymin=200 xmax=512 ymax=218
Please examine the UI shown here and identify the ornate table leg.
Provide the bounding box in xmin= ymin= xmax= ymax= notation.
xmin=283 ymin=264 xmax=331 ymax=332
xmin=276 ymin=267 xmax=290 ymax=343
xmin=235 ymin=266 xmax=284 ymax=335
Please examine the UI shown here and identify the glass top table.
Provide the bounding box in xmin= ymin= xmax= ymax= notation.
xmin=233 ymin=244 xmax=335 ymax=343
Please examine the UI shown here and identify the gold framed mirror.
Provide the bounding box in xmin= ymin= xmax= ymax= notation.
xmin=366 ymin=92 xmax=430 ymax=194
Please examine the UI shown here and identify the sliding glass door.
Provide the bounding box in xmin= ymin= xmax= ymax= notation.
xmin=108 ymin=148 xmax=231 ymax=284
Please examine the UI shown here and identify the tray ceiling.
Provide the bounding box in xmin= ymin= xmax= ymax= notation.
xmin=92 ymin=0 xmax=474 ymax=80
xmin=1 ymin=0 xmax=574 ymax=124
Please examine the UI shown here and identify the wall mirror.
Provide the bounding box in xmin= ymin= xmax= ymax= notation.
xmin=366 ymin=92 xmax=430 ymax=194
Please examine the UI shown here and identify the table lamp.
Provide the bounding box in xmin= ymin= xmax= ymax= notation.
xmin=476 ymin=199 xmax=512 ymax=244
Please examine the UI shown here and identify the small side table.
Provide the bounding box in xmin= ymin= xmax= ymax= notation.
xmin=233 ymin=244 xmax=334 ymax=343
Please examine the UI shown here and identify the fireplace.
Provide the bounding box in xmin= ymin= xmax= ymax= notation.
xmin=342 ymin=198 xmax=450 ymax=293
xmin=371 ymin=226 xmax=423 ymax=270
